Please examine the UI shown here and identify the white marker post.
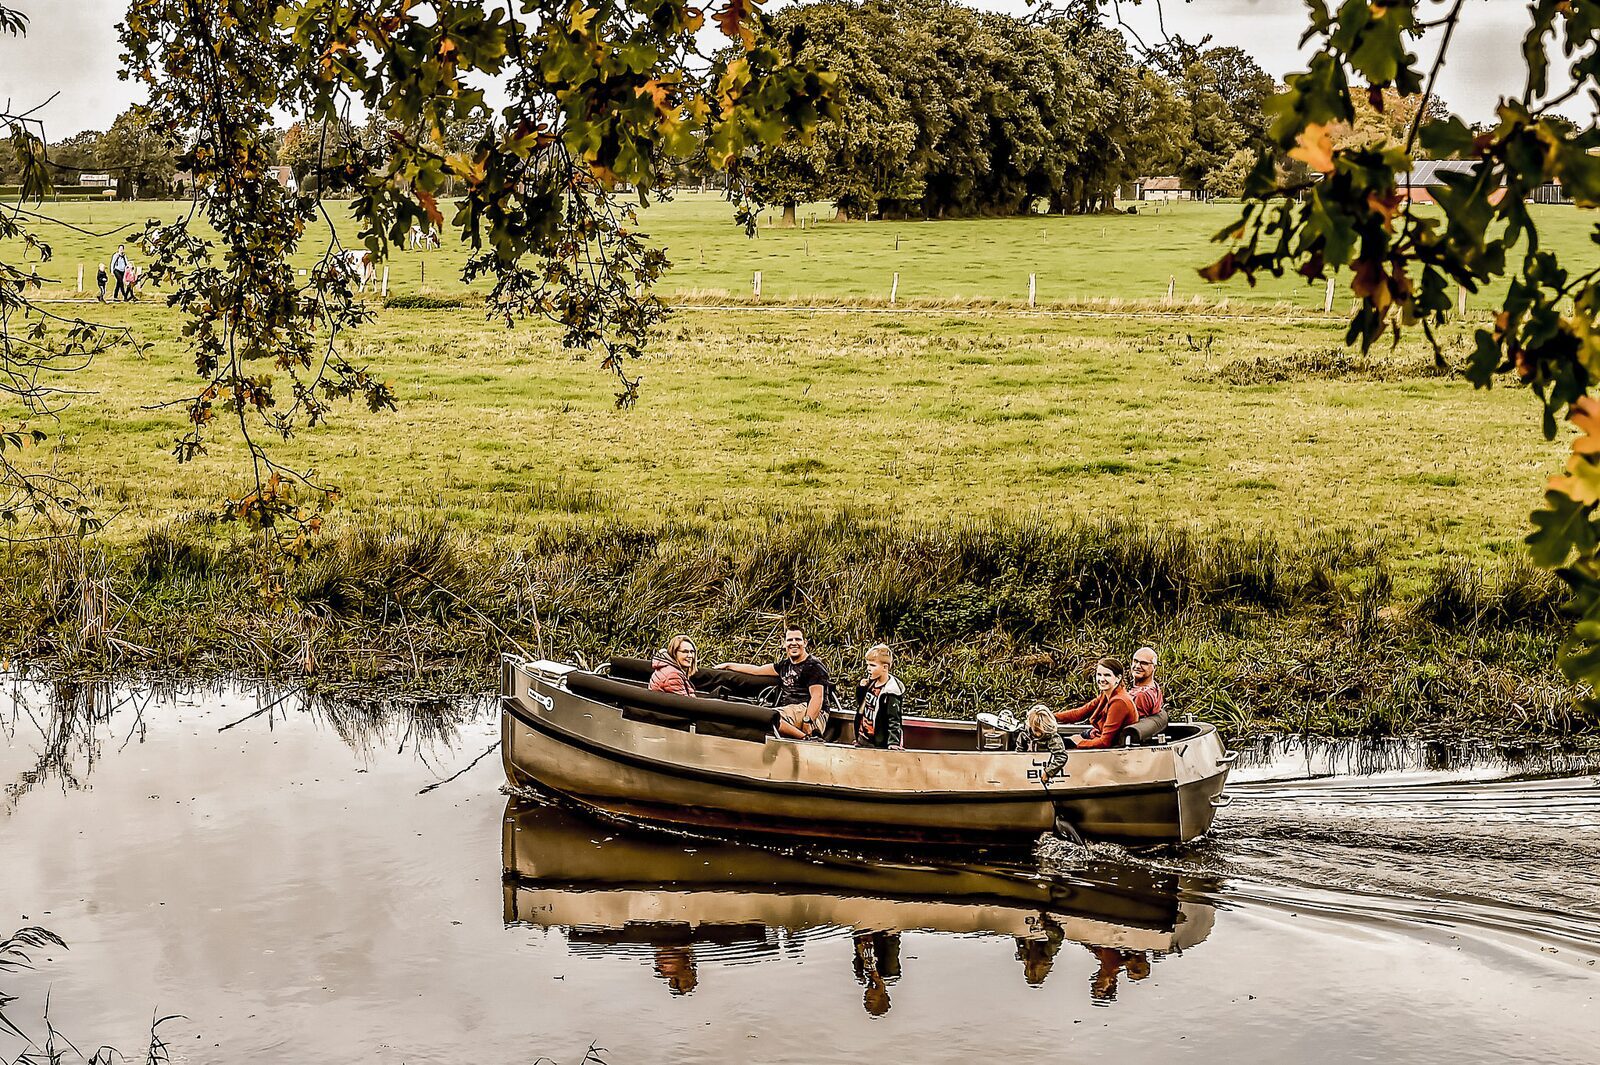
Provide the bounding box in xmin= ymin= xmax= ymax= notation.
xmin=1457 ymin=285 xmax=1466 ymax=317
xmin=1166 ymin=276 xmax=1175 ymax=305
xmin=890 ymin=272 xmax=899 ymax=305
xmin=753 ymin=270 xmax=761 ymax=298
xmin=1029 ymin=273 xmax=1036 ymax=308
xmin=77 ymin=265 xmax=83 ymax=293
xmin=1324 ymin=276 xmax=1335 ymax=313
xmin=381 ymin=267 xmax=389 ymax=298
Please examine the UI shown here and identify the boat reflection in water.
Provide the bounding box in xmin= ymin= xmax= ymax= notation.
xmin=501 ymin=798 xmax=1216 ymax=1012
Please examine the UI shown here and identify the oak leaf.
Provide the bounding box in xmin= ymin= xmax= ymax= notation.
xmin=1289 ymin=123 xmax=1336 ymax=175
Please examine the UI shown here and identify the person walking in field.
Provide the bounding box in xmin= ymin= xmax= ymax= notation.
xmin=95 ymin=262 xmax=108 ymax=301
xmin=110 ymin=245 xmax=129 ymax=301
xmin=123 ymin=261 xmax=140 ymax=301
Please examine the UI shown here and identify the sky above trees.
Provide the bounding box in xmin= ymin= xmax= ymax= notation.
xmin=0 ymin=0 xmax=1587 ymax=141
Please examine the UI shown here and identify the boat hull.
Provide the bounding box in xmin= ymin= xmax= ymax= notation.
xmin=501 ymin=658 xmax=1229 ymax=845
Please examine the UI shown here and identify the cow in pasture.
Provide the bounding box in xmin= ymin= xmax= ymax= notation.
xmin=333 ymin=249 xmax=377 ymax=293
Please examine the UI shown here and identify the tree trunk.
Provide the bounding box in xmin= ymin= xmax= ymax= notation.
xmin=835 ymin=205 xmax=850 ymax=222
xmin=780 ymin=201 xmax=798 ymax=228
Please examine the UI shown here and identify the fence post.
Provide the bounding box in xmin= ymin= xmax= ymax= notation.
xmin=420 ymin=260 xmax=426 ymax=290
xmin=381 ymin=267 xmax=389 ymax=298
xmin=753 ymin=270 xmax=761 ymax=298
xmin=1457 ymin=285 xmax=1466 ymax=317
xmin=1324 ymin=276 xmax=1335 ymax=313
xmin=1028 ymin=273 xmax=1036 ymax=308
xmin=77 ymin=264 xmax=83 ymax=293
xmin=890 ymin=272 xmax=899 ymax=305
xmin=1166 ymin=276 xmax=1175 ymax=305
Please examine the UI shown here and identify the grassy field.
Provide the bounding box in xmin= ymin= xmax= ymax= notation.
xmin=4 ymin=300 xmax=1562 ymax=573
xmin=0 ymin=194 xmax=1591 ymax=732
xmin=15 ymin=192 xmax=1600 ymax=310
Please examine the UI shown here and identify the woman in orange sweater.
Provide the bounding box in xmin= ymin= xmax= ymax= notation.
xmin=1054 ymin=657 xmax=1139 ymax=749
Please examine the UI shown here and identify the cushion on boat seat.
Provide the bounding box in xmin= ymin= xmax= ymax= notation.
xmin=568 ymin=670 xmax=779 ymax=731
xmin=606 ymin=657 xmax=776 ymax=699
xmin=1116 ymin=711 xmax=1170 ymax=747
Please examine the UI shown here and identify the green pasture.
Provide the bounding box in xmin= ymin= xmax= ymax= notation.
xmin=9 ymin=297 xmax=1565 ymax=575
xmin=2 ymin=193 xmax=1591 ymax=574
xmin=13 ymin=192 xmax=1600 ymax=310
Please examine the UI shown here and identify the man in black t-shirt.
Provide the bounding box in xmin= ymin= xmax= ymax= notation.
xmin=714 ymin=624 xmax=831 ymax=739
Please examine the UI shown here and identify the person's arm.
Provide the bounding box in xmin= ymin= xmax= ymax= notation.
xmin=1042 ymin=735 xmax=1068 ymax=778
xmin=1054 ymin=695 xmax=1099 ymax=725
xmin=713 ymin=661 xmax=778 ymax=678
xmin=806 ymin=683 xmax=825 ymax=724
xmin=1076 ymin=697 xmax=1138 ymax=750
xmin=882 ymin=692 xmax=904 ymax=751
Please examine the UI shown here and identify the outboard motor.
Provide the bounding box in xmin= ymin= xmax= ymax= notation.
xmin=974 ymin=710 xmax=1022 ymax=750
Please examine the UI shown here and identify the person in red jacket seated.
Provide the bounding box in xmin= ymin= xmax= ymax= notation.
xmin=649 ymin=634 xmax=699 ymax=696
xmin=1128 ymin=646 xmax=1164 ymax=718
xmin=1054 ymin=657 xmax=1139 ymax=749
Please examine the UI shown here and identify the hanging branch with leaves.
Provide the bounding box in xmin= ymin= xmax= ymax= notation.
xmin=1186 ymin=0 xmax=1600 ymax=697
xmin=114 ymin=0 xmax=834 ymax=595
xmin=0 ymin=6 xmax=138 ymax=539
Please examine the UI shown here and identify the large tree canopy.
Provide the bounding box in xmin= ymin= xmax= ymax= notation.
xmin=741 ymin=0 xmax=1147 ymax=220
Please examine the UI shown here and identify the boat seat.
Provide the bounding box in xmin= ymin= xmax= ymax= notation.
xmin=1116 ymin=711 xmax=1170 ymax=747
xmin=605 ymin=656 xmax=775 ymax=699
xmin=568 ymin=670 xmax=778 ymax=737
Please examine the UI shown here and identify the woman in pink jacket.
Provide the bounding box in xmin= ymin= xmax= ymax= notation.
xmin=649 ymin=634 xmax=699 ymax=696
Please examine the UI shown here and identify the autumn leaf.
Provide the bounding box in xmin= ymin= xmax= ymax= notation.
xmin=569 ymin=3 xmax=598 ymax=34
xmin=1570 ymin=396 xmax=1600 ymax=456
xmin=1198 ymin=251 xmax=1240 ymax=283
xmin=1289 ymin=123 xmax=1336 ymax=174
xmin=418 ymin=189 xmax=442 ymax=227
xmin=713 ymin=0 xmax=757 ymax=50
xmin=637 ymin=79 xmax=672 ymax=116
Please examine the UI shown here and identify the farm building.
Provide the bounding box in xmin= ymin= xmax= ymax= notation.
xmin=1136 ymin=176 xmax=1200 ymax=201
xmin=1397 ymin=160 xmax=1507 ymax=205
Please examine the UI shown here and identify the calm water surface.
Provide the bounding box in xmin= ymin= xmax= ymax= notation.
xmin=2 ymin=678 xmax=1596 ymax=1064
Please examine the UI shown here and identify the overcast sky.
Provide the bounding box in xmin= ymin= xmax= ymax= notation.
xmin=0 ymin=0 xmax=1589 ymax=139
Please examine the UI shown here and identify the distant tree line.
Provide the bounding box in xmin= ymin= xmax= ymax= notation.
xmin=0 ymin=104 xmax=180 ymax=198
xmin=723 ymin=0 xmax=1290 ymax=221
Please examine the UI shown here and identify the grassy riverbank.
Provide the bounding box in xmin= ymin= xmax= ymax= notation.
xmin=3 ymin=197 xmax=1593 ymax=735
xmin=0 ymin=512 xmax=1579 ymax=738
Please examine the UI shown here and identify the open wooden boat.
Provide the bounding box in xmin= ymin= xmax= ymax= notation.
xmin=501 ymin=655 xmax=1234 ymax=846
xmin=501 ymin=797 xmax=1217 ymax=955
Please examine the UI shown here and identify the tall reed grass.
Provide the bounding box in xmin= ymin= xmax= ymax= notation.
xmin=0 ymin=511 xmax=1580 ymax=736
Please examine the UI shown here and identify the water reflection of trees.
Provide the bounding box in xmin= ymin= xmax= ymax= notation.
xmin=1 ymin=674 xmax=488 ymax=810
xmin=1234 ymin=732 xmax=1600 ymax=780
xmin=502 ymin=797 xmax=1218 ymax=1011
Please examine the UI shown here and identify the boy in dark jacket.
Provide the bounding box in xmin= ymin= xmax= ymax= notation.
xmin=95 ymin=263 xmax=108 ymax=301
xmin=854 ymin=643 xmax=904 ymax=750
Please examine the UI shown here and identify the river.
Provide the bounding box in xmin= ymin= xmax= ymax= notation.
xmin=2 ymin=678 xmax=1596 ymax=1064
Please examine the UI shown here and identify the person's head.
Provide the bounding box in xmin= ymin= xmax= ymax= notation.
xmin=782 ymin=624 xmax=808 ymax=661
xmin=666 ymin=633 xmax=697 ymax=670
xmin=864 ymin=643 xmax=892 ymax=682
xmin=1094 ymin=657 xmax=1125 ymax=693
xmin=1131 ymin=646 xmax=1158 ymax=686
xmin=1026 ymin=704 xmax=1057 ymax=738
